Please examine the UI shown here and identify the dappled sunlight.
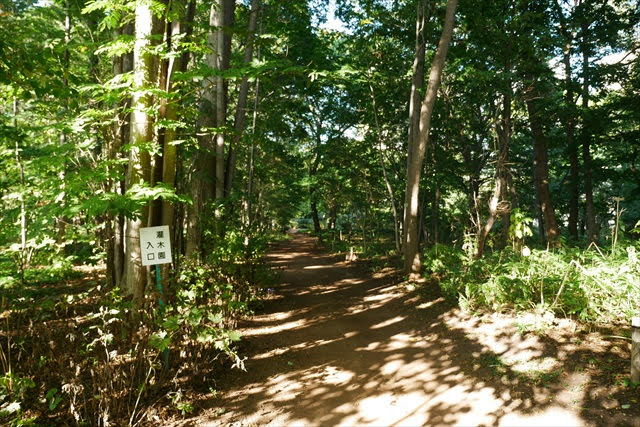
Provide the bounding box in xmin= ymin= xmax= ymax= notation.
xmin=416 ymin=297 xmax=444 ymax=309
xmin=243 ymin=319 xmax=306 ymax=336
xmin=246 ymin=307 xmax=313 ymax=323
xmin=175 ymin=234 xmax=640 ymax=427
xmin=498 ymin=406 xmax=584 ymax=426
xmin=370 ymin=315 xmax=406 ymax=330
xmin=303 ymin=264 xmax=334 ymax=270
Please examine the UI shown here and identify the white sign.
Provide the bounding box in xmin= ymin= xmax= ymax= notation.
xmin=140 ymin=225 xmax=172 ymax=266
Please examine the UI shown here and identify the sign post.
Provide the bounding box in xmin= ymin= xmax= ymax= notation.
xmin=140 ymin=225 xmax=172 ymax=368
xmin=140 ymin=225 xmax=172 ymax=268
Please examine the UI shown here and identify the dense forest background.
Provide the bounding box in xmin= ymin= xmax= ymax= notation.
xmin=0 ymin=0 xmax=639 ymax=424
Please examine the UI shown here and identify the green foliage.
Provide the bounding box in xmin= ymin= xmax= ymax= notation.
xmin=0 ymin=373 xmax=35 ymax=426
xmin=0 ymin=221 xmax=279 ymax=424
xmin=509 ymin=209 xmax=533 ymax=245
xmin=425 ymin=242 xmax=640 ymax=323
xmin=422 ymin=244 xmax=468 ymax=277
xmin=0 ymin=258 xmax=82 ymax=308
xmin=43 ymin=387 xmax=61 ymax=411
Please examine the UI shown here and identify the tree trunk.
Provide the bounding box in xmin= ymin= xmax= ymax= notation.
xmin=105 ymin=23 xmax=132 ymax=288
xmin=186 ymin=0 xmax=229 ymax=257
xmin=122 ymin=1 xmax=157 ymax=302
xmin=309 ymin=132 xmax=322 ymax=233
xmin=525 ymin=91 xmax=560 ymax=245
xmin=462 ymin=143 xmax=479 ymax=230
xmin=368 ymin=81 xmax=400 ymax=252
xmin=475 ymin=172 xmax=502 ymax=258
xmin=225 ymin=0 xmax=260 ymax=198
xmin=499 ymin=104 xmax=512 ymax=248
xmin=565 ymin=43 xmax=579 ymax=240
xmin=417 ymin=161 xmax=430 ymax=247
xmin=403 ymin=0 xmax=458 ymax=278
xmin=247 ymin=46 xmax=261 ymax=229
xmin=432 ymin=187 xmax=440 ymax=246
xmin=310 ymin=200 xmax=322 ymax=233
xmin=555 ymin=0 xmax=579 ymax=240
xmin=476 ymin=96 xmax=510 ymax=257
xmin=13 ymin=98 xmax=26 ymax=284
xmin=214 ymin=0 xmax=236 ymax=201
xmin=581 ymin=20 xmax=598 ymax=243
xmin=328 ymin=204 xmax=338 ymax=230
xmin=113 ymin=23 xmax=133 ymax=286
xmin=407 ymin=0 xmax=428 ymax=154
xmin=56 ymin=0 xmax=71 ymax=245
xmin=154 ymin=0 xmax=194 ymax=284
xmin=499 ymin=38 xmax=513 ymax=248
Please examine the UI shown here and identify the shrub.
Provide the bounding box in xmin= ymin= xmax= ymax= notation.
xmin=424 ymin=241 xmax=640 ymax=323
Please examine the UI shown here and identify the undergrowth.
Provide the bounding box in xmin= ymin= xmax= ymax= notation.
xmin=315 ymin=229 xmax=398 ymax=271
xmin=0 ymin=231 xmax=277 ymax=426
xmin=423 ymin=241 xmax=640 ymax=323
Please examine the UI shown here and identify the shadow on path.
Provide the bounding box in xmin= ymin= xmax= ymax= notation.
xmin=177 ymin=234 xmax=639 ymax=426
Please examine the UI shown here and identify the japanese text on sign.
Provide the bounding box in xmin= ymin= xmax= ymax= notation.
xmin=140 ymin=225 xmax=172 ymax=266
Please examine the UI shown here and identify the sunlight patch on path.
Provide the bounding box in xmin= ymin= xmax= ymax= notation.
xmin=186 ymin=236 xmax=605 ymax=427
xmin=498 ymin=406 xmax=584 ymax=426
xmin=243 ymin=319 xmax=305 ymax=336
xmin=370 ymin=316 xmax=406 ymax=330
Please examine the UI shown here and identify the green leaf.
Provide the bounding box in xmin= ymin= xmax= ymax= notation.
xmin=149 ymin=331 xmax=171 ymax=352
xmin=227 ymin=330 xmax=242 ymax=342
xmin=162 ymin=316 xmax=180 ymax=332
xmin=207 ymin=311 xmax=224 ymax=324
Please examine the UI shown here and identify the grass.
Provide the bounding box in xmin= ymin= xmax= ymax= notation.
xmin=0 ymin=262 xmax=83 ymax=304
xmin=422 ymin=240 xmax=640 ymax=324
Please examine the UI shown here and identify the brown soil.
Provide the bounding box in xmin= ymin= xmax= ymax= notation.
xmin=174 ymin=233 xmax=640 ymax=426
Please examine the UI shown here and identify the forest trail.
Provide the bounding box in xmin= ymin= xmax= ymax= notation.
xmin=177 ymin=234 xmax=634 ymax=426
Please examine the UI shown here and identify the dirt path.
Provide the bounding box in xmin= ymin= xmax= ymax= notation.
xmin=176 ymin=234 xmax=639 ymax=426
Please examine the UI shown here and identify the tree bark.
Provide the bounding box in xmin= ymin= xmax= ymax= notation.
xmin=106 ymin=23 xmax=133 ymax=287
xmin=328 ymin=204 xmax=338 ymax=230
xmin=555 ymin=0 xmax=579 ymax=239
xmin=160 ymin=0 xmax=193 ymax=229
xmin=13 ymin=98 xmax=27 ymax=284
xmin=499 ymin=31 xmax=513 ymax=248
xmin=214 ymin=0 xmax=236 ymax=201
xmin=476 ymin=173 xmax=502 ymax=258
xmin=403 ymin=0 xmax=458 ymax=278
xmin=407 ymin=0 xmax=429 ymax=154
xmin=477 ymin=96 xmax=510 ymax=258
xmin=499 ymin=91 xmax=512 ymax=248
xmin=154 ymin=0 xmax=194 ymax=285
xmin=525 ymin=90 xmax=560 ymax=245
xmin=186 ymin=0 xmax=230 ymax=257
xmin=123 ymin=1 xmax=157 ymax=302
xmin=432 ymin=187 xmax=440 ymax=246
xmin=247 ymin=38 xmax=261 ymax=229
xmin=225 ymin=0 xmax=260 ymax=198
xmin=309 ymin=154 xmax=322 ymax=234
xmin=566 ymin=43 xmax=579 ymax=240
xmin=57 ymin=0 xmax=71 ymax=245
xmin=581 ymin=19 xmax=598 ymax=243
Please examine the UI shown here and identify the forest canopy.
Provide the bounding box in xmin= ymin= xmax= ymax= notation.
xmin=0 ymin=0 xmax=639 ymax=423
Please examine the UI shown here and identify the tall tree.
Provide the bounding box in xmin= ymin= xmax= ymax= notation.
xmin=580 ymin=3 xmax=598 ymax=243
xmin=105 ymin=21 xmax=133 ymax=288
xmin=123 ymin=0 xmax=159 ymax=302
xmin=225 ymin=0 xmax=261 ymax=198
xmin=525 ymin=85 xmax=561 ymax=244
xmin=553 ymin=0 xmax=580 ymax=240
xmin=186 ymin=0 xmax=234 ymax=257
xmin=404 ymin=0 xmax=458 ymax=278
